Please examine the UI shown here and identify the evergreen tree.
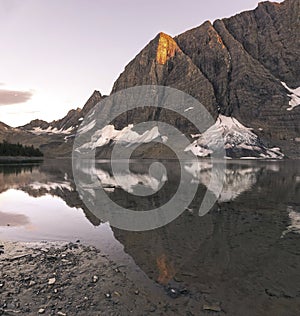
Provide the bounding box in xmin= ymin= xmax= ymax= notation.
xmin=0 ymin=140 xmax=43 ymax=157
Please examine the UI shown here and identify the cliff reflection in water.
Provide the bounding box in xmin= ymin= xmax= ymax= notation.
xmin=110 ymin=160 xmax=300 ymax=315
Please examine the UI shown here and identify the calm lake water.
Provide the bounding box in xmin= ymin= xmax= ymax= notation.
xmin=0 ymin=159 xmax=300 ymax=315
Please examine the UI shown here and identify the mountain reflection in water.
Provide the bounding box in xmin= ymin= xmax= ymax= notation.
xmin=0 ymin=159 xmax=299 ymax=315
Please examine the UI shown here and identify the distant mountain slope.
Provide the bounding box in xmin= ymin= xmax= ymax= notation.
xmin=0 ymin=91 xmax=105 ymax=157
xmin=20 ymin=91 xmax=104 ymax=135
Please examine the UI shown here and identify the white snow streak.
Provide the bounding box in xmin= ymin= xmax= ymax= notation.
xmin=281 ymin=82 xmax=300 ymax=111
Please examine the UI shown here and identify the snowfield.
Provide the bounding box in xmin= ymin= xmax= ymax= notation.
xmin=281 ymin=82 xmax=300 ymax=111
xmin=185 ymin=115 xmax=284 ymax=159
xmin=77 ymin=124 xmax=162 ymax=151
xmin=76 ymin=114 xmax=284 ymax=159
xmin=30 ymin=126 xmax=74 ymax=135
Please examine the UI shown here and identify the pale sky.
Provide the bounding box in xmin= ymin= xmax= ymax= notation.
xmin=0 ymin=0 xmax=281 ymax=127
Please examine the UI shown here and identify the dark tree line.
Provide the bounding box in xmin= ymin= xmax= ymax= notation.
xmin=0 ymin=140 xmax=43 ymax=157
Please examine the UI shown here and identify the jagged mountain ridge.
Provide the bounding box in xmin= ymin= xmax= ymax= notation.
xmin=110 ymin=0 xmax=299 ymax=157
xmin=0 ymin=0 xmax=299 ymax=158
xmin=20 ymin=91 xmax=104 ymax=135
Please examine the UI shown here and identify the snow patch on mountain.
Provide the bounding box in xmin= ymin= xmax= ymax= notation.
xmin=185 ymin=115 xmax=284 ymax=159
xmin=77 ymin=124 xmax=162 ymax=151
xmin=30 ymin=126 xmax=74 ymax=135
xmin=184 ymin=107 xmax=194 ymax=112
xmin=77 ymin=120 xmax=96 ymax=134
xmin=281 ymin=82 xmax=300 ymax=111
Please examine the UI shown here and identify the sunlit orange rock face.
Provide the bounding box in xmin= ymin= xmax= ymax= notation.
xmin=156 ymin=253 xmax=176 ymax=284
xmin=206 ymin=24 xmax=226 ymax=49
xmin=156 ymin=32 xmax=180 ymax=65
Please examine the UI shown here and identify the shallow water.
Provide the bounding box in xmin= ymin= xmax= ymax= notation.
xmin=0 ymin=159 xmax=300 ymax=315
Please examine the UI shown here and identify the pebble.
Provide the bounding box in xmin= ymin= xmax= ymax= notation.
xmin=92 ymin=275 xmax=99 ymax=283
xmin=48 ymin=278 xmax=56 ymax=285
xmin=167 ymin=287 xmax=180 ymax=299
xmin=38 ymin=308 xmax=45 ymax=314
xmin=57 ymin=312 xmax=67 ymax=316
xmin=265 ymin=288 xmax=281 ymax=298
xmin=173 ymin=276 xmax=183 ymax=283
xmin=149 ymin=305 xmax=156 ymax=312
xmin=203 ymin=304 xmax=221 ymax=312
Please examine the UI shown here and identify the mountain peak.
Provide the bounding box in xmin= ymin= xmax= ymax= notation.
xmin=0 ymin=121 xmax=10 ymax=131
xmin=155 ymin=32 xmax=181 ymax=65
xmin=81 ymin=90 xmax=104 ymax=117
xmin=91 ymin=90 xmax=102 ymax=97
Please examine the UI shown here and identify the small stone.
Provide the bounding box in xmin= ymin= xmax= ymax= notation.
xmin=105 ymin=293 xmax=111 ymax=299
xmin=57 ymin=312 xmax=67 ymax=316
xmin=134 ymin=290 xmax=139 ymax=295
xmin=48 ymin=278 xmax=56 ymax=285
xmin=38 ymin=308 xmax=45 ymax=314
xmin=167 ymin=287 xmax=180 ymax=299
xmin=180 ymin=288 xmax=189 ymax=295
xmin=29 ymin=280 xmax=36 ymax=286
xmin=283 ymin=290 xmax=296 ymax=298
xmin=92 ymin=275 xmax=99 ymax=283
xmin=173 ymin=276 xmax=183 ymax=283
xmin=53 ymin=289 xmax=58 ymax=293
xmin=149 ymin=305 xmax=156 ymax=312
xmin=265 ymin=288 xmax=281 ymax=298
xmin=203 ymin=304 xmax=221 ymax=312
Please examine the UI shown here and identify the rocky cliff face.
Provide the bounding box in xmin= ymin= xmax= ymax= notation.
xmin=111 ymin=0 xmax=300 ymax=157
xmin=112 ymin=32 xmax=218 ymax=118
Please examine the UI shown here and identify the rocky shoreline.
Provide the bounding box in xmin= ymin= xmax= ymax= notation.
xmin=0 ymin=240 xmax=222 ymax=316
